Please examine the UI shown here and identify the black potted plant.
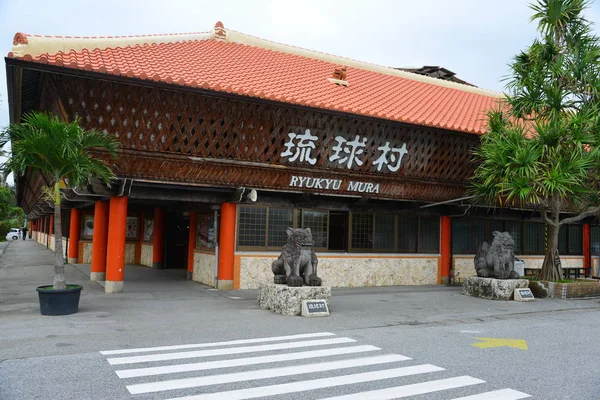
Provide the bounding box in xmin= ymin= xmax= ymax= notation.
xmin=1 ymin=112 xmax=118 ymax=315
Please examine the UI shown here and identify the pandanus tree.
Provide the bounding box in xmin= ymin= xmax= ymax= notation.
xmin=0 ymin=112 xmax=119 ymax=290
xmin=470 ymin=0 xmax=600 ymax=281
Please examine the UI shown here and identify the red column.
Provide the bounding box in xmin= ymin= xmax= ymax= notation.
xmin=187 ymin=212 xmax=197 ymax=280
xmin=583 ymin=223 xmax=591 ymax=277
xmin=91 ymin=201 xmax=109 ymax=281
xmin=28 ymin=221 xmax=32 ymax=239
xmin=152 ymin=208 xmax=165 ymax=269
xmin=440 ymin=216 xmax=451 ymax=284
xmin=67 ymin=209 xmax=81 ymax=263
xmin=218 ymin=203 xmax=236 ymax=290
xmin=105 ymin=196 xmax=128 ymax=293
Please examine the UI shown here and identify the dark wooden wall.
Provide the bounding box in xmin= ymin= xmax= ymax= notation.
xmin=34 ymin=72 xmax=481 ymax=205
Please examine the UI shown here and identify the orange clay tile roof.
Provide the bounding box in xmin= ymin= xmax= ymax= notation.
xmin=8 ymin=22 xmax=503 ymax=135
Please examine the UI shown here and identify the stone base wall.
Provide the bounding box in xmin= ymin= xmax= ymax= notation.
xmin=140 ymin=244 xmax=153 ymax=267
xmin=236 ymin=253 xmax=440 ymax=290
xmin=462 ymin=277 xmax=529 ymax=300
xmin=546 ymin=280 xmax=600 ymax=299
xmin=258 ymin=283 xmax=331 ymax=316
xmin=193 ymin=251 xmax=216 ymax=287
xmin=38 ymin=235 xmax=68 ymax=256
xmin=125 ymin=243 xmax=136 ymax=264
xmin=82 ymin=242 xmax=93 ymax=263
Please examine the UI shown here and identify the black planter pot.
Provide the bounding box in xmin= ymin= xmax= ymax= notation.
xmin=36 ymin=285 xmax=82 ymax=316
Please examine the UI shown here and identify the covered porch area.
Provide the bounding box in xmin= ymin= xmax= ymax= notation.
xmin=27 ymin=180 xmax=241 ymax=294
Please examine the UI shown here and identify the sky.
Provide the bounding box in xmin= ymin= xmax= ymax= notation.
xmin=0 ymin=0 xmax=599 ymax=131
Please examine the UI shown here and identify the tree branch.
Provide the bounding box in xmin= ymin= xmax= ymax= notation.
xmin=560 ymin=206 xmax=600 ymax=225
xmin=541 ymin=206 xmax=556 ymax=226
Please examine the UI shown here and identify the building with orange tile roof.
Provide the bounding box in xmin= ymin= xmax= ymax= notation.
xmin=6 ymin=22 xmax=593 ymax=292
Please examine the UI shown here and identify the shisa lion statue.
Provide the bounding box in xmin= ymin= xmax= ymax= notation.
xmin=474 ymin=231 xmax=520 ymax=279
xmin=272 ymin=227 xmax=322 ymax=287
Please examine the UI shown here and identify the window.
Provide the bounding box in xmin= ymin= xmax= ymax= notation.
xmin=504 ymin=220 xmax=522 ymax=255
xmin=238 ymin=206 xmax=296 ymax=250
xmin=591 ymin=226 xmax=600 ymax=254
xmin=351 ymin=213 xmax=373 ymax=250
xmin=374 ymin=215 xmax=395 ymax=250
xmin=302 ymin=210 xmax=328 ymax=249
xmin=237 ymin=206 xmax=439 ymax=253
xmin=196 ymin=214 xmax=216 ymax=250
xmin=397 ymin=216 xmax=417 ymax=252
xmin=452 ymin=218 xmax=525 ymax=254
xmin=418 ymin=217 xmax=440 ymax=253
xmin=524 ymin=222 xmax=545 ymax=254
xmin=452 ymin=219 xmax=487 ymax=254
xmin=558 ymin=224 xmax=582 ymax=255
xmin=267 ymin=208 xmax=294 ymax=248
xmin=238 ymin=207 xmax=267 ymax=248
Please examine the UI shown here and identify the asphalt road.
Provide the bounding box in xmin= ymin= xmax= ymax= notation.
xmin=1 ymin=240 xmax=600 ymax=400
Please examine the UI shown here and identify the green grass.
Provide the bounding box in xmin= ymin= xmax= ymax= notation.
xmin=38 ymin=284 xmax=82 ymax=291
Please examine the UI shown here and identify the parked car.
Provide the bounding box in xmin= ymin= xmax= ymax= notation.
xmin=5 ymin=229 xmax=20 ymax=240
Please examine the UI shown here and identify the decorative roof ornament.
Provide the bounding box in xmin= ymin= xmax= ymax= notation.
xmin=214 ymin=21 xmax=227 ymax=41
xmin=328 ymin=66 xmax=349 ymax=86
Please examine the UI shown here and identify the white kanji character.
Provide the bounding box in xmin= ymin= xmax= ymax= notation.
xmin=329 ymin=135 xmax=367 ymax=169
xmin=373 ymin=142 xmax=408 ymax=172
xmin=280 ymin=129 xmax=318 ymax=165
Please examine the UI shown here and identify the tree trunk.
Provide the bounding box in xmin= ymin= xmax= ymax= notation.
xmin=53 ymin=182 xmax=66 ymax=290
xmin=539 ymin=224 xmax=564 ymax=281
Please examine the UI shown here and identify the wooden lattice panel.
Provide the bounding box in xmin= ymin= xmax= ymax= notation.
xmin=39 ymin=73 xmax=481 ymax=201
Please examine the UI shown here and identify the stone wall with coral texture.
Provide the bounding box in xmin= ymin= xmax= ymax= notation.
xmin=453 ymin=257 xmax=476 ymax=281
xmin=237 ymin=253 xmax=440 ymax=290
xmin=140 ymin=244 xmax=153 ymax=267
xmin=193 ymin=251 xmax=215 ymax=286
xmin=82 ymin=243 xmax=93 ymax=263
xmin=125 ymin=243 xmax=136 ymax=264
xmin=40 ymin=236 xmax=69 ymax=257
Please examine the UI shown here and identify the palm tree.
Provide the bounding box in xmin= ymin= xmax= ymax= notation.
xmin=0 ymin=112 xmax=119 ymax=290
xmin=470 ymin=0 xmax=600 ymax=281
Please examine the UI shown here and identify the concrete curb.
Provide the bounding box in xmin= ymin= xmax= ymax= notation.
xmin=1 ymin=240 xmax=13 ymax=256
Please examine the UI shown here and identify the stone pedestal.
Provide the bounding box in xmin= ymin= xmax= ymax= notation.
xmin=258 ymin=283 xmax=331 ymax=316
xmin=461 ymin=277 xmax=529 ymax=301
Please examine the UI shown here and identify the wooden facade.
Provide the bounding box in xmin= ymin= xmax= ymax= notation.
xmin=28 ymin=72 xmax=480 ymax=209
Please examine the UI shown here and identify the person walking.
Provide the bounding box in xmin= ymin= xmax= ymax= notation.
xmin=21 ymin=226 xmax=28 ymax=241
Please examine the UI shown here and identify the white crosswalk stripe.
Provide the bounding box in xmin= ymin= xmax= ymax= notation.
xmin=116 ymin=345 xmax=382 ymax=378
xmin=106 ymin=336 xmax=355 ymax=365
xmin=101 ymin=331 xmax=336 ymax=355
xmin=449 ymin=389 xmax=532 ymax=399
xmin=100 ymin=331 xmax=532 ymax=399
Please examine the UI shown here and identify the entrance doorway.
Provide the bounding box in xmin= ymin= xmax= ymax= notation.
xmin=164 ymin=213 xmax=189 ymax=269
